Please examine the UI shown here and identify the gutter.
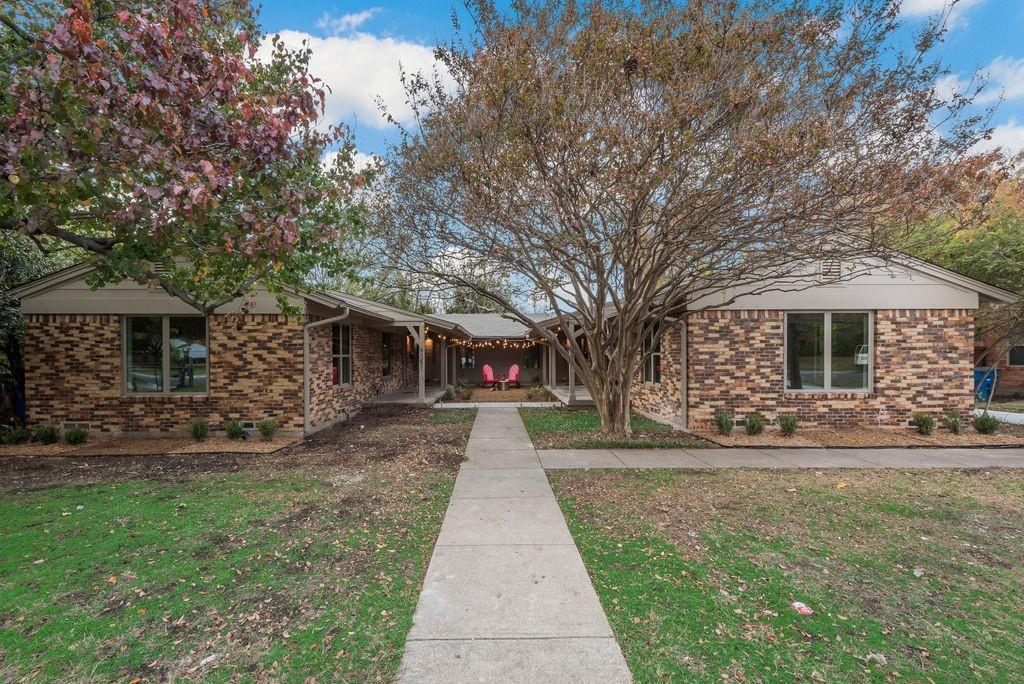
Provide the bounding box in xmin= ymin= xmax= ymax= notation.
xmin=303 ymin=307 xmax=351 ymax=434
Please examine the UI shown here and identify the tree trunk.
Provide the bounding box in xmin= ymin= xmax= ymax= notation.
xmin=593 ymin=375 xmax=633 ymax=437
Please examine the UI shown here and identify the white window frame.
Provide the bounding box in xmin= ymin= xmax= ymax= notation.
xmin=332 ymin=323 xmax=352 ymax=386
xmin=381 ymin=332 xmax=392 ymax=377
xmin=122 ymin=315 xmax=209 ymax=396
xmin=783 ymin=311 xmax=873 ymax=393
xmin=643 ymin=329 xmax=662 ymax=385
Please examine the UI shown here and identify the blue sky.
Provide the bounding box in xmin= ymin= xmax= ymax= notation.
xmin=255 ymin=1 xmax=1024 ymax=161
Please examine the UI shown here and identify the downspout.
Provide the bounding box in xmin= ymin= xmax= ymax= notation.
xmin=303 ymin=307 xmax=351 ymax=435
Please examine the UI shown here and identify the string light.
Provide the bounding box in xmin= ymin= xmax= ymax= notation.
xmin=430 ymin=331 xmax=542 ymax=350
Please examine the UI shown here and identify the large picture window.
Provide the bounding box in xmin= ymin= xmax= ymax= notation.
xmin=332 ymin=324 xmax=352 ymax=385
xmin=125 ymin=316 xmax=208 ymax=394
xmin=642 ymin=329 xmax=662 ymax=384
xmin=786 ymin=312 xmax=870 ymax=392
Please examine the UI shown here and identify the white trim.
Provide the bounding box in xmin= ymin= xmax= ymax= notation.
xmin=1006 ymin=345 xmax=1024 ymax=368
xmin=331 ymin=323 xmax=353 ymax=386
xmin=783 ymin=311 xmax=873 ymax=394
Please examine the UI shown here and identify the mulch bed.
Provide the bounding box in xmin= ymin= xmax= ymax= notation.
xmin=697 ymin=423 xmax=1024 ymax=448
xmin=0 ymin=405 xmax=473 ymax=491
xmin=439 ymin=386 xmax=554 ymax=403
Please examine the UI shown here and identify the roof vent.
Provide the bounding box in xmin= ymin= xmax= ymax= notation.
xmin=819 ymin=259 xmax=843 ymax=283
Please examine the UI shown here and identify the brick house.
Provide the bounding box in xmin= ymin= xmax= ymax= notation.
xmin=9 ymin=254 xmax=1016 ymax=435
xmin=10 ymin=264 xmax=477 ymax=435
xmin=621 ymin=256 xmax=1017 ymax=429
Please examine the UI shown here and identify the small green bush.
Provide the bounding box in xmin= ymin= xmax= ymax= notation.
xmin=443 ymin=384 xmax=456 ymax=400
xmin=974 ymin=412 xmax=1000 ymax=435
xmin=34 ymin=425 xmax=60 ymax=444
xmin=943 ymin=411 xmax=965 ymax=435
xmin=225 ymin=419 xmax=245 ymax=440
xmin=2 ymin=423 xmax=29 ymax=446
xmin=2 ymin=426 xmax=30 ymax=444
xmin=256 ymin=419 xmax=279 ymax=440
xmin=911 ymin=412 xmax=935 ymax=436
xmin=64 ymin=427 xmax=88 ymax=445
xmin=778 ymin=414 xmax=799 ymax=437
xmin=714 ymin=411 xmax=734 ymax=436
xmin=189 ymin=418 xmax=209 ymax=441
xmin=744 ymin=412 xmax=766 ymax=436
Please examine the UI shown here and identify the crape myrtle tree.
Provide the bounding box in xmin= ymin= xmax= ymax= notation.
xmin=373 ymin=0 xmax=1008 ymax=436
xmin=1 ymin=0 xmax=364 ymax=312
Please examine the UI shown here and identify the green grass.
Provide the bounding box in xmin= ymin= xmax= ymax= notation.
xmin=0 ymin=470 xmax=453 ymax=681
xmin=427 ymin=408 xmax=477 ymax=424
xmin=519 ymin=407 xmax=705 ymax=449
xmin=552 ymin=469 xmax=1024 ymax=682
xmin=986 ymin=400 xmax=1024 ymax=413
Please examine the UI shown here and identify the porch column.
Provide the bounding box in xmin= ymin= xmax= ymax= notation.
xmin=547 ymin=342 xmax=555 ymax=387
xmin=440 ymin=340 xmax=447 ymax=388
xmin=406 ymin=323 xmax=426 ymax=401
xmin=567 ymin=326 xmax=576 ymax=403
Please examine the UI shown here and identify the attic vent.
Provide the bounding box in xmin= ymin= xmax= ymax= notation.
xmin=819 ymin=259 xmax=843 ymax=283
xmin=150 ymin=264 xmax=172 ymax=275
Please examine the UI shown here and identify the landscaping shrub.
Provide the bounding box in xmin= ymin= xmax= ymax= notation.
xmin=257 ymin=419 xmax=279 ymax=440
xmin=64 ymin=427 xmax=88 ymax=445
xmin=443 ymin=384 xmax=456 ymax=400
xmin=744 ymin=412 xmax=766 ymax=436
xmin=2 ymin=426 xmax=30 ymax=444
xmin=911 ymin=412 xmax=935 ymax=436
xmin=778 ymin=414 xmax=799 ymax=437
xmin=189 ymin=418 xmax=209 ymax=441
xmin=714 ymin=411 xmax=733 ymax=436
xmin=974 ymin=412 xmax=1000 ymax=435
xmin=943 ymin=411 xmax=965 ymax=435
xmin=34 ymin=425 xmax=60 ymax=444
xmin=225 ymin=419 xmax=245 ymax=440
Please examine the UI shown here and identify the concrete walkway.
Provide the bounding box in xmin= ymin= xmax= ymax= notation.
xmin=398 ymin=408 xmax=631 ymax=682
xmin=539 ymin=446 xmax=1024 ymax=469
xmin=976 ymin=407 xmax=1024 ymax=426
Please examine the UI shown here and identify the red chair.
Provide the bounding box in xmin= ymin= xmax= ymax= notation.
xmin=482 ymin=364 xmax=497 ymax=388
xmin=508 ymin=364 xmax=521 ymax=388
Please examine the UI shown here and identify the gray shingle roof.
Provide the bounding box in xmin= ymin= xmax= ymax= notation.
xmin=434 ymin=313 xmax=548 ymax=338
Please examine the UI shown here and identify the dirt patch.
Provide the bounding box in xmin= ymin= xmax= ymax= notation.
xmin=698 ymin=424 xmax=1024 ymax=447
xmin=0 ymin=405 xmax=473 ymax=492
xmin=170 ymin=435 xmax=300 ymax=454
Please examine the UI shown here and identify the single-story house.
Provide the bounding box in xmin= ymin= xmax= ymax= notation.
xmin=7 ymin=264 xmax=556 ymax=435
xmin=8 ymin=253 xmax=1016 ymax=434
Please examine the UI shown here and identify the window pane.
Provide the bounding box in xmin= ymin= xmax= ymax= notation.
xmin=169 ymin=317 xmax=207 ymax=393
xmin=126 ymin=317 xmax=163 ymax=393
xmin=332 ymin=325 xmax=340 ymax=356
xmin=786 ymin=313 xmax=825 ymax=390
xmin=382 ymin=333 xmax=391 ymax=376
xmin=342 ymin=325 xmax=351 ymax=356
xmin=342 ymin=356 xmax=351 ymax=384
xmin=831 ymin=313 xmax=869 ymax=390
xmin=1010 ymin=346 xmax=1024 ymax=366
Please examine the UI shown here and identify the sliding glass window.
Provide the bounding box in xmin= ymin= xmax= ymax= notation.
xmin=786 ymin=312 xmax=870 ymax=392
xmin=125 ymin=316 xmax=208 ymax=395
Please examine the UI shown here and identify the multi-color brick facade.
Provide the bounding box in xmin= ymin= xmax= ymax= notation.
xmin=631 ymin=309 xmax=975 ymax=430
xmin=23 ymin=313 xmax=418 ymax=434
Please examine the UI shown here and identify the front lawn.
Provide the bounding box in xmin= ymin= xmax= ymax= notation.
xmin=520 ymin=407 xmax=707 ymax=449
xmin=551 ymin=468 xmax=1024 ymax=682
xmin=0 ymin=406 xmax=473 ymax=682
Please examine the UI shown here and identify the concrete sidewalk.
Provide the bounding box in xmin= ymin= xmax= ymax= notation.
xmin=538 ymin=446 xmax=1024 ymax=469
xmin=398 ymin=408 xmax=631 ymax=683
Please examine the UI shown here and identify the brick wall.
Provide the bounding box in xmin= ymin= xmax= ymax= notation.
xmin=23 ymin=314 xmax=306 ymax=433
xmin=307 ymin=324 xmax=412 ymax=429
xmin=631 ymin=309 xmax=975 ymax=429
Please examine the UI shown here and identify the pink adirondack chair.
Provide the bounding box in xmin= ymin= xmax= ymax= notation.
xmin=508 ymin=364 xmax=521 ymax=388
xmin=481 ymin=364 xmax=497 ymax=389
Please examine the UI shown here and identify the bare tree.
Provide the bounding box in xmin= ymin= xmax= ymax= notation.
xmin=373 ymin=0 xmax=1007 ymax=435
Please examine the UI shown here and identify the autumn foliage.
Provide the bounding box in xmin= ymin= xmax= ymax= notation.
xmin=1 ymin=0 xmax=361 ymax=310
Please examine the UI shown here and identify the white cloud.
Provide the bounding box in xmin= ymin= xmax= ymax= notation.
xmin=901 ymin=0 xmax=985 ymax=26
xmin=259 ymin=29 xmax=448 ymax=130
xmin=316 ymin=8 xmax=379 ymax=35
xmin=974 ymin=119 xmax=1024 ymax=155
xmin=322 ymin=149 xmax=378 ymax=171
xmin=935 ymin=55 xmax=1024 ymax=106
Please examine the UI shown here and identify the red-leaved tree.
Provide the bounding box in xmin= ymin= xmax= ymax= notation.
xmin=1 ymin=0 xmax=363 ymax=311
